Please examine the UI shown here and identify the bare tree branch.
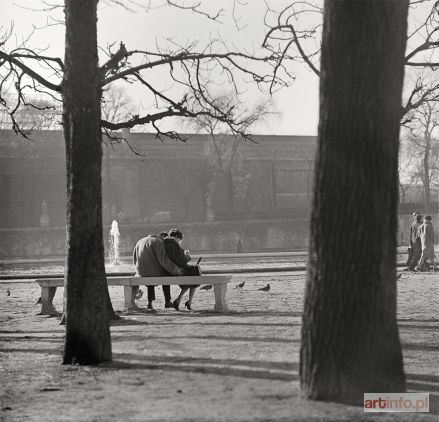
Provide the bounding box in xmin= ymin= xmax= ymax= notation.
xmin=0 ymin=51 xmax=62 ymax=92
xmin=264 ymin=0 xmax=439 ymax=119
xmin=166 ymin=0 xmax=224 ymax=22
xmin=1 ymin=4 xmax=286 ymax=142
xmin=401 ymin=79 xmax=439 ymax=124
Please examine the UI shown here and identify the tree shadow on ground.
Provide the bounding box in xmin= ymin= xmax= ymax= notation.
xmin=406 ymin=373 xmax=439 ymax=393
xmin=136 ymin=320 xmax=298 ymax=328
xmin=111 ymin=334 xmax=297 ymax=344
xmin=0 ymin=329 xmax=65 ymax=334
xmin=401 ymin=343 xmax=439 ymax=352
xmin=1 ymin=347 xmax=62 ymax=354
xmin=399 ymin=324 xmax=439 ymax=330
xmin=122 ymin=310 xmax=302 ymax=318
xmin=0 ymin=336 xmax=63 ymax=343
xmin=106 ymin=352 xmax=298 ymax=382
xmin=407 ymin=373 xmax=439 ymax=383
xmin=398 ymin=318 xmax=439 ymax=323
xmin=110 ymin=318 xmax=148 ymax=327
xmin=114 ymin=353 xmax=298 ymax=370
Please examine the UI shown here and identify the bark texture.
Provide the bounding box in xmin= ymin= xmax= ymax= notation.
xmin=62 ymin=0 xmax=112 ymax=364
xmin=300 ymin=0 xmax=409 ymax=403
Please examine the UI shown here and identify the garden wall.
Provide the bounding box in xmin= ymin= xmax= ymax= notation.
xmin=0 ymin=215 xmax=435 ymax=259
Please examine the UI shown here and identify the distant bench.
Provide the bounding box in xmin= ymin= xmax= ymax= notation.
xmin=35 ymin=275 xmax=231 ymax=315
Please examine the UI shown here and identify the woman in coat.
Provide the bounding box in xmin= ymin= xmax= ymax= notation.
xmin=163 ymin=228 xmax=200 ymax=310
xmin=417 ymin=215 xmax=435 ymax=272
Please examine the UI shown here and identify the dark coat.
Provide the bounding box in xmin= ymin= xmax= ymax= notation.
xmin=164 ymin=237 xmax=200 ymax=276
xmin=133 ymin=235 xmax=182 ymax=277
xmin=409 ymin=221 xmax=421 ymax=246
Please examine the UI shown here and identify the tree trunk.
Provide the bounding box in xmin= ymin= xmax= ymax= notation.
xmin=62 ymin=0 xmax=112 ymax=365
xmin=300 ymin=0 xmax=408 ymax=403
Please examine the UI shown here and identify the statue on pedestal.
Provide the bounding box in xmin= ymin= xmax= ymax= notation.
xmin=40 ymin=200 xmax=50 ymax=227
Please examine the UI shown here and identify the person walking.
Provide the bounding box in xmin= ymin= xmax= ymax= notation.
xmin=133 ymin=234 xmax=182 ymax=310
xmin=406 ymin=211 xmax=419 ymax=268
xmin=409 ymin=213 xmax=423 ymax=270
xmin=417 ymin=215 xmax=436 ymax=272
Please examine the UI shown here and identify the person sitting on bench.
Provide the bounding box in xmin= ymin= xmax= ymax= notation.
xmin=163 ymin=228 xmax=200 ymax=311
xmin=133 ymin=233 xmax=182 ymax=310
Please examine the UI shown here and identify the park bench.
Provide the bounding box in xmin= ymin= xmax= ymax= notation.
xmin=35 ymin=275 xmax=231 ymax=315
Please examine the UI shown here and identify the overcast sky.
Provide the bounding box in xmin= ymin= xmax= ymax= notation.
xmin=1 ymin=0 xmax=320 ymax=136
xmin=1 ymin=1 xmax=432 ymax=136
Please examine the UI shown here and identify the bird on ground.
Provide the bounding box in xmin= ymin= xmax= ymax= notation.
xmin=396 ymin=273 xmax=402 ymax=280
xmin=6 ymin=288 xmax=10 ymax=296
xmin=235 ymin=281 xmax=245 ymax=291
xmin=258 ymin=284 xmax=270 ymax=292
xmin=200 ymin=284 xmax=212 ymax=290
xmin=135 ymin=289 xmax=143 ymax=300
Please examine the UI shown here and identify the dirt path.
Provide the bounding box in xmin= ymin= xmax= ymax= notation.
xmin=1 ymin=272 xmax=438 ymax=421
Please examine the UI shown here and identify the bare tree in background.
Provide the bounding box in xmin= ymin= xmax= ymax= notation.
xmin=191 ymin=94 xmax=274 ymax=219
xmin=0 ymin=1 xmax=288 ymax=364
xmin=263 ymin=0 xmax=439 ymax=118
xmin=101 ymin=86 xmax=136 ymax=224
xmin=102 ymin=85 xmax=135 ymax=128
xmin=167 ymin=158 xmax=211 ymax=221
xmin=0 ymin=97 xmax=61 ymax=131
xmin=300 ymin=0 xmax=409 ymax=403
xmin=0 ymin=96 xmax=62 ymax=226
xmin=403 ymin=97 xmax=439 ymax=212
xmin=398 ymin=138 xmax=418 ymax=204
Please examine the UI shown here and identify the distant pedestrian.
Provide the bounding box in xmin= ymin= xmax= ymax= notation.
xmin=408 ymin=213 xmax=423 ymax=270
xmin=407 ymin=211 xmax=420 ymax=268
xmin=417 ymin=215 xmax=435 ymax=272
xmin=236 ymin=238 xmax=244 ymax=253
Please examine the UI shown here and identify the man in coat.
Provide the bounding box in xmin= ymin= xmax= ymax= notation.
xmin=409 ymin=213 xmax=423 ymax=270
xmin=132 ymin=234 xmax=183 ymax=310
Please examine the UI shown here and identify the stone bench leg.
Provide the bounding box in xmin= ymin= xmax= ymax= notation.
xmin=124 ymin=286 xmax=139 ymax=309
xmin=213 ymin=284 xmax=228 ymax=312
xmin=40 ymin=286 xmax=58 ymax=315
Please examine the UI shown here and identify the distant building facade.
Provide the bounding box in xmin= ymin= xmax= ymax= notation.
xmin=0 ymin=130 xmax=317 ymax=229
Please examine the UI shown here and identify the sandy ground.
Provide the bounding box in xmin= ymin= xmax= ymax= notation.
xmin=0 ymin=270 xmax=438 ymax=422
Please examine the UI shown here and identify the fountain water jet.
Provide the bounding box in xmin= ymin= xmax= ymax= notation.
xmin=109 ymin=220 xmax=120 ymax=265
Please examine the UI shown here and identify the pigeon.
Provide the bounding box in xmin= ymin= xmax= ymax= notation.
xmin=135 ymin=289 xmax=143 ymax=300
xmin=258 ymin=284 xmax=270 ymax=292
xmin=396 ymin=273 xmax=402 ymax=280
xmin=200 ymin=284 xmax=212 ymax=290
xmin=235 ymin=281 xmax=245 ymax=291
xmin=6 ymin=288 xmax=10 ymax=296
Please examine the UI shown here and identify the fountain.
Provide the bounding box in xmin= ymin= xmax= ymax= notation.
xmin=109 ymin=220 xmax=120 ymax=265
